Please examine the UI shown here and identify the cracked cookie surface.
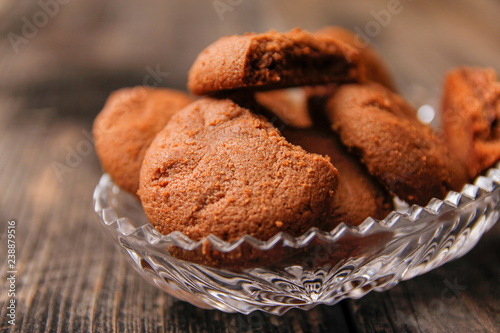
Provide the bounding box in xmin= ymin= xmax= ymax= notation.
xmin=139 ymin=98 xmax=340 ymax=242
xmin=326 ymin=83 xmax=467 ymax=205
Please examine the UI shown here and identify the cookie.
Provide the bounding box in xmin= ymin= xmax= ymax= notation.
xmin=282 ymin=127 xmax=393 ymax=226
xmin=442 ymin=67 xmax=500 ymax=179
xmin=326 ymin=83 xmax=468 ymax=206
xmin=254 ymin=88 xmax=312 ymax=128
xmin=139 ymin=98 xmax=340 ymax=242
xmin=252 ymin=26 xmax=396 ymax=128
xmin=254 ymin=85 xmax=339 ymax=130
xmin=315 ymin=27 xmax=395 ymax=91
xmin=187 ymin=28 xmax=361 ymax=95
xmin=93 ymin=87 xmax=193 ymax=194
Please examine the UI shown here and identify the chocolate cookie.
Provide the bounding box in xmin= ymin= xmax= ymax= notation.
xmin=315 ymin=27 xmax=395 ymax=91
xmin=255 ymin=85 xmax=339 ymax=130
xmin=254 ymin=88 xmax=312 ymax=128
xmin=139 ymin=98 xmax=340 ymax=242
xmin=93 ymin=87 xmax=193 ymax=194
xmin=282 ymin=127 xmax=393 ymax=226
xmin=187 ymin=28 xmax=361 ymax=95
xmin=326 ymin=83 xmax=468 ymax=206
xmin=442 ymin=67 xmax=500 ymax=179
xmin=252 ymin=26 xmax=396 ymax=128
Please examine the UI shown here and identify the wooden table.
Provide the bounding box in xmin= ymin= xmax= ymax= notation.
xmin=0 ymin=1 xmax=499 ymax=332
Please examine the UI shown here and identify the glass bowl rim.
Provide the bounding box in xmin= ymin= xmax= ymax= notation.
xmin=93 ymin=162 xmax=500 ymax=254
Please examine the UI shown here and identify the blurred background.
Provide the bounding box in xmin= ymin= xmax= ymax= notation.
xmin=0 ymin=0 xmax=499 ymax=121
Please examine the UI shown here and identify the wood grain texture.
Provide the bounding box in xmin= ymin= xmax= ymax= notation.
xmin=0 ymin=1 xmax=499 ymax=332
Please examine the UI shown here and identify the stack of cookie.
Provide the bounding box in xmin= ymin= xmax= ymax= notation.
xmin=93 ymin=27 xmax=500 ymax=243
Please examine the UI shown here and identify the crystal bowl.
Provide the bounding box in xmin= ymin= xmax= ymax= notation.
xmin=93 ymin=163 xmax=500 ymax=315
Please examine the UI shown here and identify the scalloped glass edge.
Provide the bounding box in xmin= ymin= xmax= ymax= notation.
xmin=93 ymin=162 xmax=500 ymax=314
xmin=94 ymin=163 xmax=500 ymax=253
